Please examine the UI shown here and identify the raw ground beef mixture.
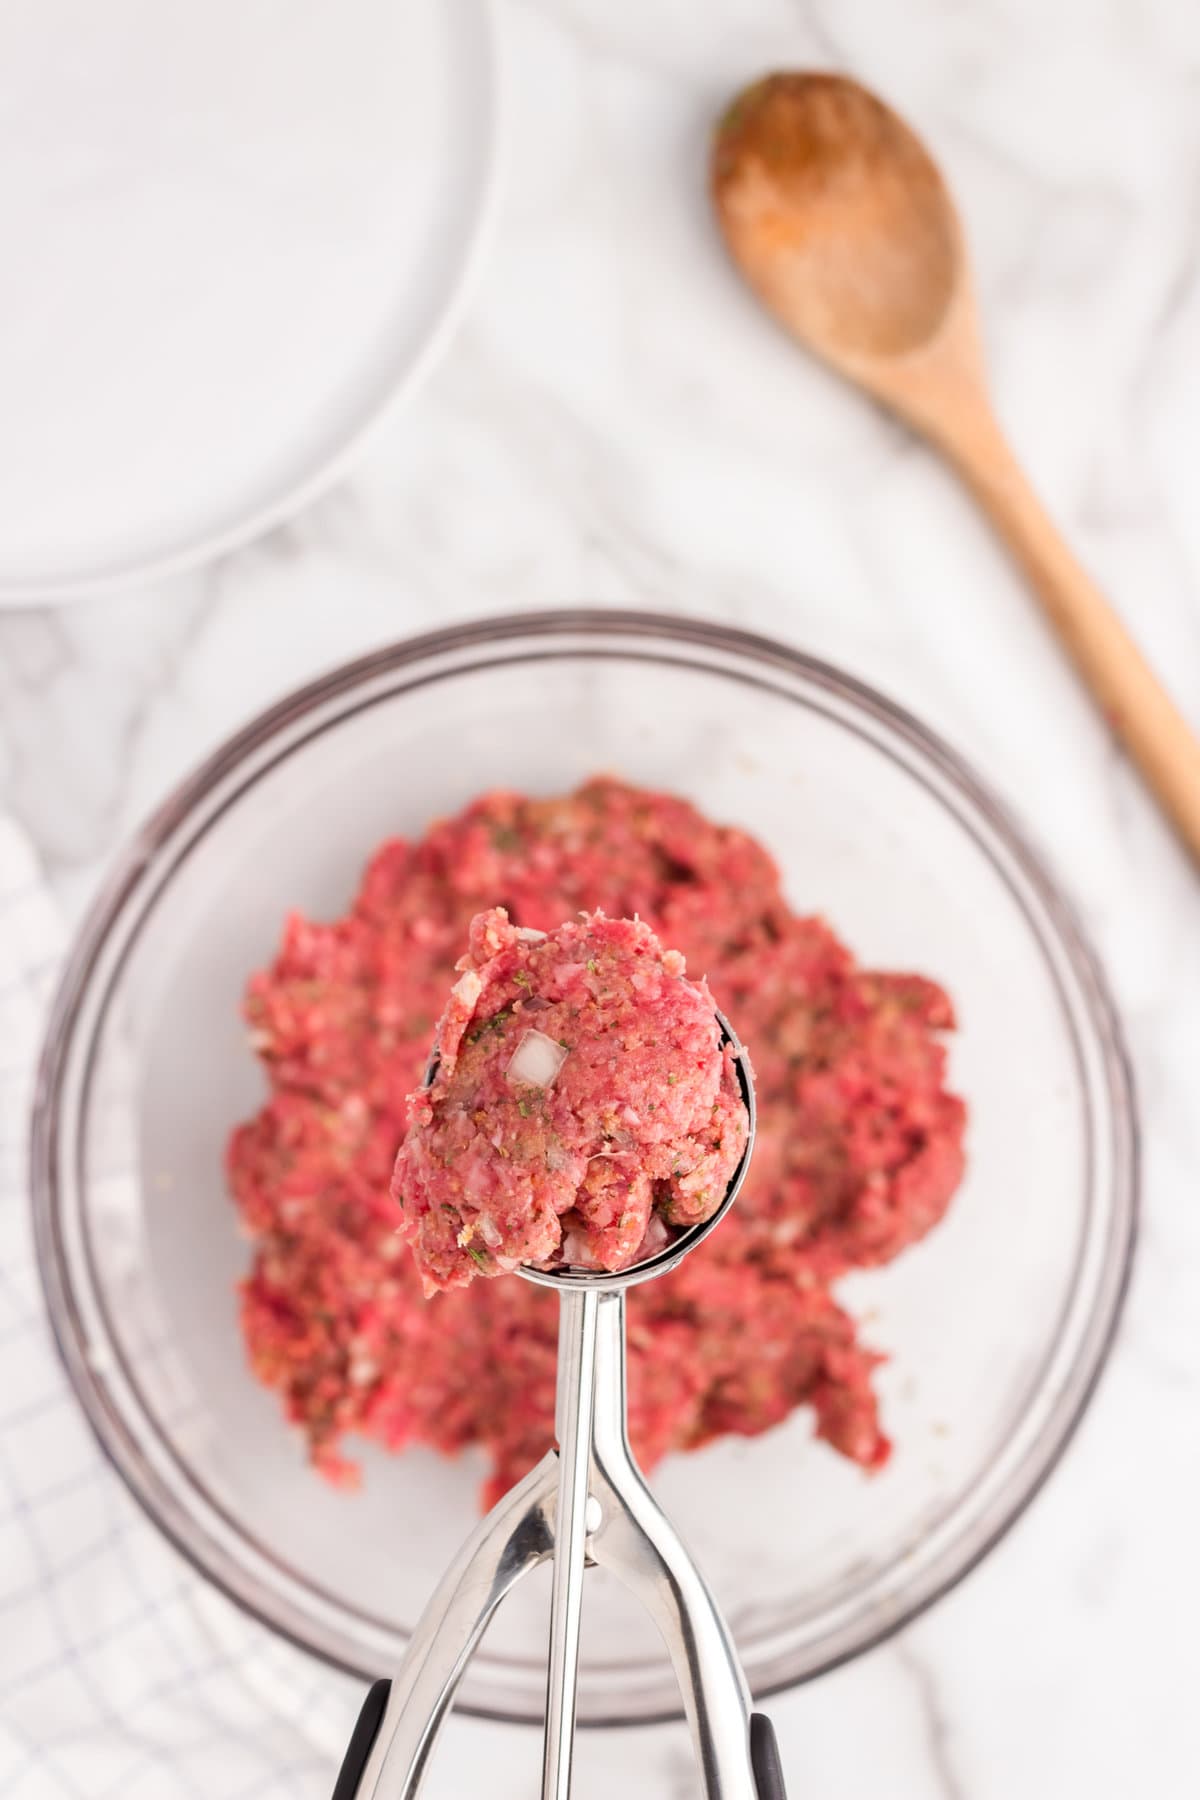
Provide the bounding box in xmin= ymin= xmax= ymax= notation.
xmin=228 ymin=777 xmax=966 ymax=1506
xmin=393 ymin=908 xmax=750 ymax=1290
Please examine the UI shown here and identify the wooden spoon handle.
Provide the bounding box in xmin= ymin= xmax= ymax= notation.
xmin=946 ymin=406 xmax=1200 ymax=863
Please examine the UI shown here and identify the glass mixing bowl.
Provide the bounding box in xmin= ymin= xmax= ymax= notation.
xmin=32 ymin=611 xmax=1137 ymax=1726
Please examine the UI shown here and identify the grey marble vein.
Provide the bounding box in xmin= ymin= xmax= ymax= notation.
xmin=895 ymin=1640 xmax=968 ymax=1800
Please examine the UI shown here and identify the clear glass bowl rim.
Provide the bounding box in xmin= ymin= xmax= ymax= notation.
xmin=30 ymin=607 xmax=1139 ymax=1725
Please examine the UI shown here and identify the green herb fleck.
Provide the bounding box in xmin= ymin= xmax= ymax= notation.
xmin=587 ymin=958 xmax=599 ymax=973
xmin=468 ymin=1007 xmax=513 ymax=1044
xmin=517 ymin=1098 xmax=530 ymax=1117
xmin=467 ymin=1246 xmax=491 ymax=1271
xmin=667 ymin=1073 xmax=679 ymax=1085
xmin=513 ymin=971 xmax=531 ymax=988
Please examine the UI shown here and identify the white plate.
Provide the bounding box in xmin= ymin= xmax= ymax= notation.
xmin=0 ymin=0 xmax=499 ymax=604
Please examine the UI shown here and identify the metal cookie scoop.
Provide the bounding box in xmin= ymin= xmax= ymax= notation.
xmin=332 ymin=1015 xmax=787 ymax=1800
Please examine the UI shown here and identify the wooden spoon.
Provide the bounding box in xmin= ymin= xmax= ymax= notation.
xmin=712 ymin=71 xmax=1200 ymax=863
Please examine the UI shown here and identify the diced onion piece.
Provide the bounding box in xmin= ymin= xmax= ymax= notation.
xmin=637 ymin=1212 xmax=671 ymax=1260
xmin=506 ymin=1028 xmax=569 ymax=1088
xmin=451 ymin=968 xmax=483 ymax=1007
xmin=515 ymin=926 xmax=547 ymax=943
xmin=561 ymin=1230 xmax=601 ymax=1269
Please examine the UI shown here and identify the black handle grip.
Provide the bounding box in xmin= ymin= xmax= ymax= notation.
xmin=750 ymin=1712 xmax=788 ymax=1800
xmin=332 ymin=1678 xmax=391 ymax=1800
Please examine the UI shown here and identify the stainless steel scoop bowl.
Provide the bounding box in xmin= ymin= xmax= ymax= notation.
xmin=335 ymin=1016 xmax=785 ymax=1800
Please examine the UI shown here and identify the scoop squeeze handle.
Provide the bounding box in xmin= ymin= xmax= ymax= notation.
xmin=750 ymin=1714 xmax=788 ymax=1799
xmin=332 ymin=1681 xmax=391 ymax=1800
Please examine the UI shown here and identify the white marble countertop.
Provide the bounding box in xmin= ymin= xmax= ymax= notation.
xmin=3 ymin=1 xmax=1199 ymax=1795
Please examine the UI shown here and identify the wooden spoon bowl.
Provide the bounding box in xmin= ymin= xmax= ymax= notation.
xmin=714 ymin=75 xmax=960 ymax=363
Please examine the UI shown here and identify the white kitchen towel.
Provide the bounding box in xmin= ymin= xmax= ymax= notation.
xmin=0 ymin=818 xmax=351 ymax=1800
